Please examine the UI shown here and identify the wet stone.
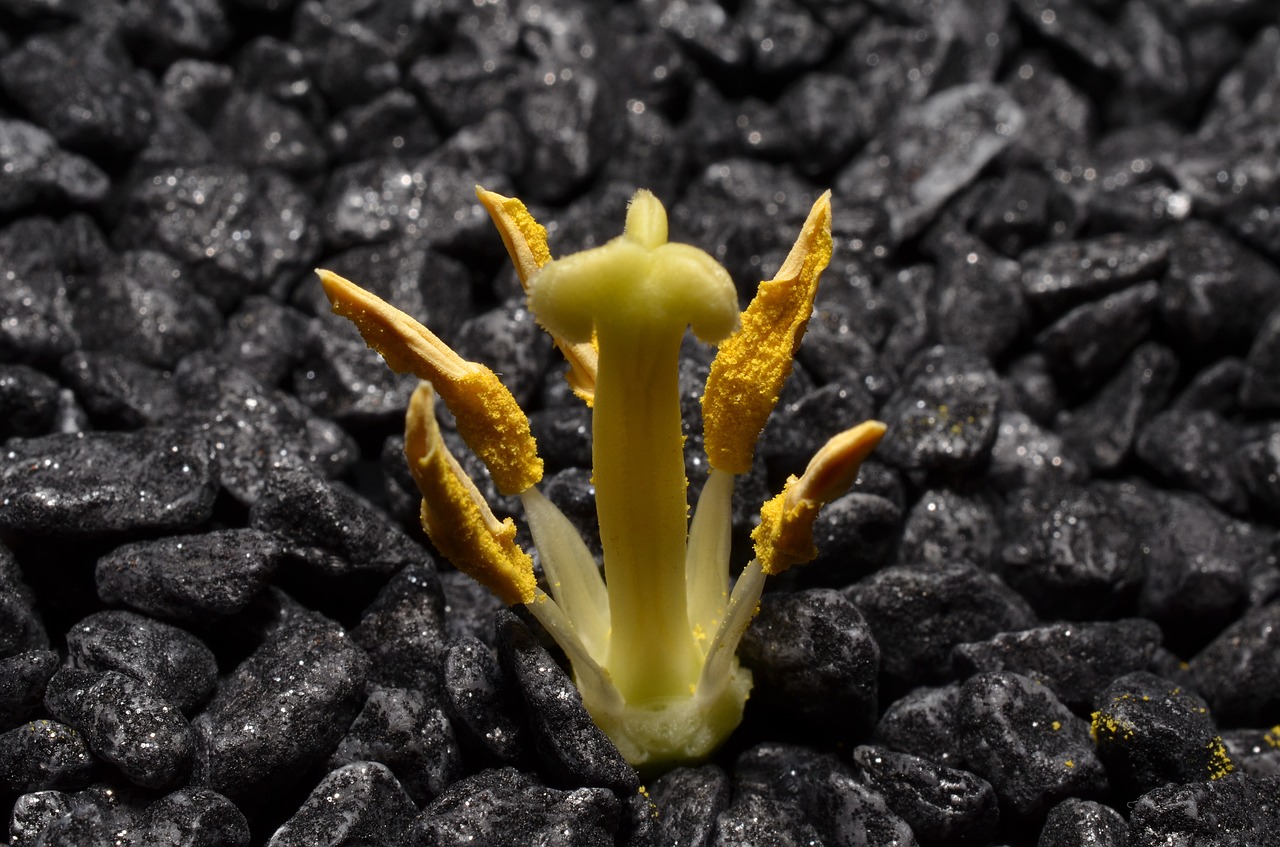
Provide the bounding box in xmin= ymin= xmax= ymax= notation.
xmin=211 ymin=90 xmax=326 ymax=177
xmin=1091 ymin=671 xmax=1235 ymax=799
xmin=44 ymin=668 xmax=193 ymax=789
xmin=648 ymin=764 xmax=730 ymax=847
xmin=440 ymin=569 xmax=506 ymax=647
xmin=234 ymin=37 xmax=318 ymax=120
xmin=293 ymin=0 xmax=400 ymax=109
xmin=515 ymin=69 xmax=619 ymax=204
xmin=213 ymin=297 xmax=314 ymax=389
xmin=956 ymin=671 xmax=1106 ymax=820
xmin=1239 ymin=430 xmax=1280 ymax=515
xmin=737 ymin=589 xmax=880 ymax=739
xmin=1135 ymin=490 xmax=1261 ymax=644
xmin=876 ymin=345 xmax=1003 ymax=476
xmin=292 ymin=312 xmax=418 ymax=425
xmin=173 ymin=360 xmax=358 ymax=505
xmin=132 ymin=787 xmax=250 ymax=847
xmin=1035 ymin=281 xmax=1161 ymax=387
xmin=1136 ymin=409 xmax=1250 ymax=515
xmin=7 ymin=790 xmax=75 ymax=847
xmin=836 ymin=83 xmax=1025 ymax=244
xmin=3 ymin=266 xmax=72 ymax=369
xmin=1189 ymin=602 xmax=1280 ymax=726
xmin=953 ymin=619 xmax=1163 ymax=712
xmin=120 ymin=0 xmax=232 ymax=67
xmin=354 ymin=562 xmax=449 ymax=692
xmin=250 ymin=468 xmax=424 ymax=578
xmin=1057 ymin=342 xmax=1179 ymax=472
xmin=0 ymin=428 xmax=217 ymax=538
xmin=929 ymin=229 xmax=1027 ymax=361
xmin=7 ymin=791 xmax=126 ymax=847
xmin=71 ymin=251 xmax=222 ymax=370
xmin=65 ymin=611 xmax=216 ymax=714
xmin=1018 ymin=234 xmax=1168 ymax=318
xmin=0 ymin=27 xmax=155 ymax=157
xmin=0 ymin=118 xmax=110 ymax=216
xmin=1003 ymin=55 xmax=1094 ymax=171
xmin=971 ymin=169 xmax=1066 ymax=257
xmin=115 ymin=164 xmax=318 ymax=308
xmin=732 ymin=743 xmax=918 ymax=847
xmin=1128 ymin=773 xmax=1280 ymax=847
xmin=0 ymin=364 xmax=59 ymax=441
xmin=711 ymin=793 xmax=822 ymax=847
xmin=95 ymin=529 xmax=284 ymax=622
xmin=1161 ymin=221 xmax=1280 ymax=358
xmin=328 ymin=687 xmax=462 ymax=807
xmin=851 ymin=744 xmax=999 ymax=847
xmin=160 ymin=59 xmax=234 ymax=126
xmin=441 ymin=636 xmax=526 ymax=767
xmin=1240 ymin=305 xmax=1280 ymax=410
xmin=0 ymin=720 xmax=97 ymax=794
xmin=455 ymin=300 xmax=553 ymax=408
xmin=0 ymin=651 xmax=58 ymax=731
xmin=0 ymin=544 xmax=49 ymax=658
xmin=407 ymin=51 xmax=529 ymax=136
xmin=328 ymin=88 xmax=441 ymax=165
xmin=496 ymin=613 xmax=638 ymax=794
xmin=1038 ymin=798 xmax=1127 ymax=847
xmin=191 ymin=609 xmax=369 ymax=801
xmin=1013 ymin=0 xmax=1131 ymax=74
xmin=986 ymin=411 xmax=1086 ymax=492
xmin=409 ymin=766 xmax=621 ymax=847
xmin=267 ymin=761 xmax=418 ymax=847
xmin=760 ymin=382 xmax=878 ymax=479
xmin=874 ymin=683 xmax=966 ymax=768
xmin=998 ymin=479 xmax=1149 ymax=619
xmin=898 ymin=488 xmax=999 ymax=568
xmin=847 ymin=561 xmax=1037 ymax=687
xmin=777 ymin=73 xmax=866 ymax=180
xmin=528 ymin=404 xmax=593 ymax=473
xmin=58 ymin=352 xmax=181 ymax=429
xmin=800 ymin=492 xmax=902 ymax=587
xmin=1220 ymin=728 xmax=1280 ymax=779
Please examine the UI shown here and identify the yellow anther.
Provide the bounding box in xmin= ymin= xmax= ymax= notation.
xmin=476 ymin=186 xmax=599 ymax=406
xmin=753 ymin=420 xmax=886 ymax=575
xmin=703 ymin=191 xmax=833 ymax=474
xmin=405 ymin=382 xmax=536 ymax=606
xmin=317 ymin=268 xmax=542 ymax=495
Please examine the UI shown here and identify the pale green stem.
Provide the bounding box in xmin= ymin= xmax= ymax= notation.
xmin=594 ymin=325 xmax=702 ymax=703
xmin=526 ymin=589 xmax=622 ymax=712
xmin=685 ymin=467 xmax=735 ymax=654
xmin=520 ymin=486 xmax=610 ymax=662
xmin=698 ymin=558 xmax=765 ymax=699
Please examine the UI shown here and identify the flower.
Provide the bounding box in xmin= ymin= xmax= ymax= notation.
xmin=317 ymin=186 xmax=885 ymax=770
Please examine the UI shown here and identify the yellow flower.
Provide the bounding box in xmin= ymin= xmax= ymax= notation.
xmin=318 ymin=186 xmax=884 ymax=769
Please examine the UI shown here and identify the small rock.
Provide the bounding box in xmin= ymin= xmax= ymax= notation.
xmin=409 ymin=766 xmax=621 ymax=847
xmin=929 ymin=228 xmax=1027 ymax=360
xmin=65 ymin=611 xmax=217 ymax=713
xmin=953 ymin=619 xmax=1163 ymax=711
xmin=836 ymin=83 xmax=1025 ymax=244
xmin=329 ymin=687 xmax=462 ymax=806
xmin=711 ymin=793 xmax=823 ymax=847
xmin=1135 ymin=409 xmax=1249 ymax=515
xmin=877 ymin=345 xmax=1003 ymax=475
xmin=211 ymin=90 xmax=326 ymax=177
xmin=1019 ymin=235 xmax=1168 ymax=317
xmin=0 ymin=720 xmax=97 ymax=794
xmin=957 ymin=671 xmax=1107 ymax=820
xmin=1038 ymin=797 xmax=1127 ymax=847
xmin=898 ymin=488 xmax=999 ymax=568
xmin=96 ymin=529 xmax=283 ymax=622
xmin=848 ymin=561 xmax=1037 ymax=685
xmin=354 ymin=563 xmax=450 ymax=691
xmin=738 ymin=589 xmax=880 ymax=738
xmin=1128 ymin=773 xmax=1280 ymax=847
xmin=851 ymin=744 xmax=999 ymax=847
xmin=999 ymin=479 xmax=1149 ymax=619
xmin=0 ymin=428 xmax=218 ymax=538
xmin=44 ymin=668 xmax=193 ymax=789
xmin=1220 ymin=728 xmax=1280 ymax=779
xmin=268 ymin=761 xmax=418 ymax=847
xmin=1091 ymin=671 xmax=1236 ymax=798
xmin=1035 ymin=281 xmax=1161 ymax=386
xmin=0 ymin=651 xmax=58 ymax=731
xmin=0 ymin=545 xmax=49 ymax=658
xmin=190 ymin=610 xmax=369 ymax=800
xmin=873 ymin=684 xmax=966 ymax=768
xmin=59 ymin=352 xmax=182 ymax=429
xmin=250 ymin=468 xmax=425 ymax=577
xmin=0 ymin=118 xmax=109 ymax=215
xmin=648 ymin=764 xmax=730 ymax=847
xmin=133 ymin=787 xmax=250 ymax=847
xmin=440 ymin=636 xmax=527 ymax=766
xmin=496 ymin=613 xmax=638 ymax=793
xmin=1189 ymin=602 xmax=1280 ymax=726
xmin=1240 ymin=305 xmax=1280 ymax=410
xmin=986 ymin=411 xmax=1086 ymax=492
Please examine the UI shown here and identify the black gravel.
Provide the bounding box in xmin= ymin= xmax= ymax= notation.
xmin=2 ymin=1 xmax=1280 ymax=845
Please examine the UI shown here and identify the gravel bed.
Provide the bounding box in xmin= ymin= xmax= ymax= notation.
xmin=2 ymin=0 xmax=1280 ymax=845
